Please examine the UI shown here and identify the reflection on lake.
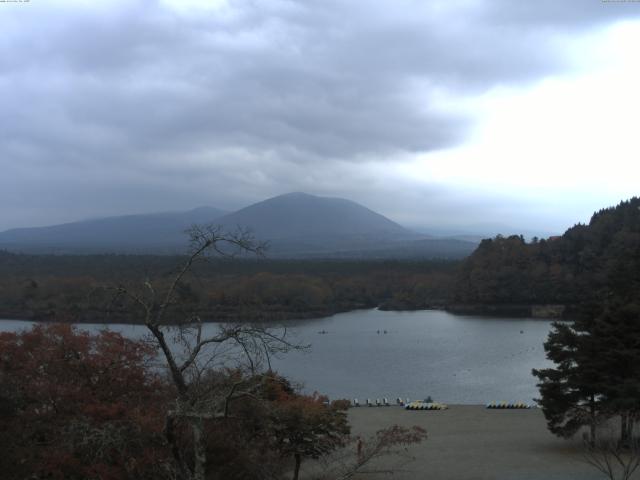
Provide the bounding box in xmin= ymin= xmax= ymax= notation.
xmin=0 ymin=309 xmax=554 ymax=404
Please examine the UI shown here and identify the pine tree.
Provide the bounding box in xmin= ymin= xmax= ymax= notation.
xmin=533 ymin=315 xmax=607 ymax=442
xmin=591 ymin=302 xmax=640 ymax=445
xmin=534 ymin=299 xmax=640 ymax=445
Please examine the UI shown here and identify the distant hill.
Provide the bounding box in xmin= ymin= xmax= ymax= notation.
xmin=218 ymin=192 xmax=411 ymax=240
xmin=0 ymin=207 xmax=228 ymax=254
xmin=0 ymin=192 xmax=477 ymax=258
xmin=215 ymin=192 xmax=420 ymax=255
xmin=212 ymin=193 xmax=477 ymax=258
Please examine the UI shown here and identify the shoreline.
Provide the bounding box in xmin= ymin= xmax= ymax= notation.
xmin=0 ymin=303 xmax=570 ymax=325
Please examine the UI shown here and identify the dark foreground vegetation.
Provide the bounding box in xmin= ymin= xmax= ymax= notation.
xmin=0 ymin=324 xmax=426 ymax=480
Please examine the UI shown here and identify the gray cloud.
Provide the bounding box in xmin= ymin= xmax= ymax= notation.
xmin=1 ymin=0 xmax=638 ymax=231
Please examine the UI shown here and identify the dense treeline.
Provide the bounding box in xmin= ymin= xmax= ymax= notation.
xmin=453 ymin=197 xmax=640 ymax=317
xmin=527 ymin=199 xmax=640 ymax=451
xmin=0 ymin=253 xmax=458 ymax=323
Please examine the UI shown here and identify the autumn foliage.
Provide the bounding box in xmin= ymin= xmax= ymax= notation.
xmin=0 ymin=324 xmax=168 ymax=479
xmin=268 ymin=387 xmax=350 ymax=480
xmin=0 ymin=327 xmax=349 ymax=480
xmin=0 ymin=325 xmax=425 ymax=480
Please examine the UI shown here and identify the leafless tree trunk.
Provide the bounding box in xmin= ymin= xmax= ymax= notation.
xmin=293 ymin=453 xmax=302 ymax=480
xmin=113 ymin=225 xmax=302 ymax=480
xmin=589 ymin=394 xmax=597 ymax=446
xmin=191 ymin=417 xmax=206 ymax=480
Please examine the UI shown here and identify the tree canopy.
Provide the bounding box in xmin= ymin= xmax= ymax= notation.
xmin=529 ymin=198 xmax=640 ymax=444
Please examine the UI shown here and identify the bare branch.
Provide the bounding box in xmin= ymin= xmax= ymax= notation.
xmin=105 ymin=224 xmax=295 ymax=480
xmin=583 ymin=432 xmax=640 ymax=480
xmin=178 ymin=328 xmax=241 ymax=373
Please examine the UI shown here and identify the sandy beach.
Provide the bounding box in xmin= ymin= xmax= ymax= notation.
xmin=343 ymin=405 xmax=621 ymax=480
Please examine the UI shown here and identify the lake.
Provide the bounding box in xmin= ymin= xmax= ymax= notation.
xmin=0 ymin=309 xmax=555 ymax=404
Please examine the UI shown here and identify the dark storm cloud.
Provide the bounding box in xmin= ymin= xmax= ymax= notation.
xmin=0 ymin=0 xmax=638 ymax=230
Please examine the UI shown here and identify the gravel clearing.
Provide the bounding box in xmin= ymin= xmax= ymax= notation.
xmin=343 ymin=405 xmax=617 ymax=480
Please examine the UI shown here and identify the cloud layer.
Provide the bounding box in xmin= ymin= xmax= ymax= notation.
xmin=1 ymin=0 xmax=638 ymax=232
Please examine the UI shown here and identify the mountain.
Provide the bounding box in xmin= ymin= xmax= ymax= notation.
xmin=217 ymin=192 xmax=412 ymax=243
xmin=0 ymin=207 xmax=228 ymax=254
xmin=213 ymin=192 xmax=477 ymax=258
xmin=0 ymin=193 xmax=477 ymax=258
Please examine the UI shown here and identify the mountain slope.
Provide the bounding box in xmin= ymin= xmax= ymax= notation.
xmin=227 ymin=193 xmax=479 ymax=258
xmin=0 ymin=193 xmax=477 ymax=258
xmin=0 ymin=207 xmax=227 ymax=253
xmin=217 ymin=192 xmax=412 ymax=240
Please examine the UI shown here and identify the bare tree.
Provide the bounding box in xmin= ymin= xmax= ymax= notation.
xmin=583 ymin=423 xmax=640 ymax=480
xmin=307 ymin=425 xmax=427 ymax=480
xmin=113 ymin=225 xmax=302 ymax=480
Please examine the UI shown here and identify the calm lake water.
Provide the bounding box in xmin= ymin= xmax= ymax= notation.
xmin=0 ymin=309 xmax=555 ymax=404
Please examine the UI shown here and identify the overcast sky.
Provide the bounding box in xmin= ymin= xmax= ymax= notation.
xmin=1 ymin=0 xmax=639 ymax=235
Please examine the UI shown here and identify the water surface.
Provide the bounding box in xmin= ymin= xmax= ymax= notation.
xmin=0 ymin=309 xmax=554 ymax=404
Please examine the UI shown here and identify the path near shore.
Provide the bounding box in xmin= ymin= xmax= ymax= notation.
xmin=345 ymin=405 xmax=625 ymax=480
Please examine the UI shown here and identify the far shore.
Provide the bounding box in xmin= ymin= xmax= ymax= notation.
xmin=310 ymin=405 xmax=611 ymax=480
xmin=0 ymin=303 xmax=570 ymax=326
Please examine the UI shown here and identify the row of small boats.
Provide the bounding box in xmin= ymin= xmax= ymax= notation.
xmin=351 ymin=398 xmax=534 ymax=410
xmin=352 ymin=398 xmax=448 ymax=409
xmin=486 ymin=402 xmax=532 ymax=409
xmin=353 ymin=398 xmax=399 ymax=407
xmin=405 ymin=401 xmax=448 ymax=410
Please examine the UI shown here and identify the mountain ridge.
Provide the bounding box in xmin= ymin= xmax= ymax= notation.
xmin=0 ymin=192 xmax=478 ymax=258
xmin=0 ymin=206 xmax=228 ymax=253
xmin=216 ymin=192 xmax=415 ymax=241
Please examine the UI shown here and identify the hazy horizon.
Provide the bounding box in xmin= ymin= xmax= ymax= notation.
xmin=0 ymin=189 xmax=576 ymax=239
xmin=2 ymin=1 xmax=639 ymax=234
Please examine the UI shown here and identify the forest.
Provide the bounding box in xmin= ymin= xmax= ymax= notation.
xmin=527 ymin=199 xmax=640 ymax=467
xmin=0 ymin=253 xmax=458 ymax=323
xmin=452 ymin=197 xmax=640 ymax=318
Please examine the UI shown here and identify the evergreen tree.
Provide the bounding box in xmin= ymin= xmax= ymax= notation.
xmin=533 ymin=314 xmax=607 ymax=442
xmin=534 ymin=300 xmax=640 ymax=444
xmin=591 ymin=302 xmax=640 ymax=445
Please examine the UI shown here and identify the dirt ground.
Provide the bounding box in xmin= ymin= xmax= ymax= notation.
xmin=335 ymin=405 xmax=630 ymax=480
